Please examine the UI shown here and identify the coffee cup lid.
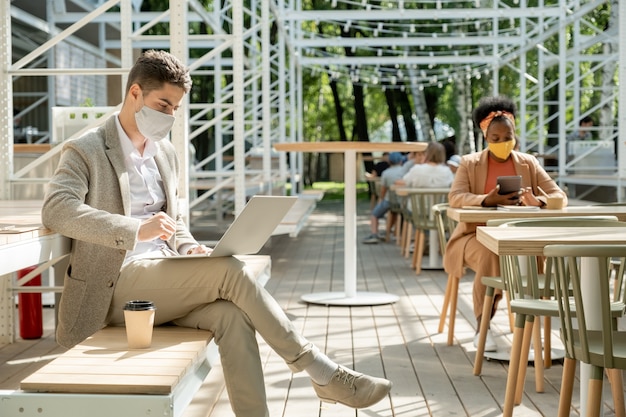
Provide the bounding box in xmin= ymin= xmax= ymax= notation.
xmin=123 ymin=300 xmax=156 ymax=311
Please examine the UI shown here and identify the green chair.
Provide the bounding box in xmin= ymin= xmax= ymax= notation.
xmin=475 ymin=217 xmax=621 ymax=376
xmin=433 ymin=203 xmax=461 ymax=345
xmin=545 ymin=244 xmax=626 ymax=417
xmin=396 ymin=190 xmax=414 ymax=257
xmin=407 ymin=189 xmax=449 ymax=274
xmin=592 ymin=203 xmax=626 ymax=296
xmin=472 ymin=217 xmax=519 ymax=375
xmin=474 ymin=215 xmax=575 ymax=376
xmin=438 ymin=213 xmax=511 ymax=347
xmin=432 ymin=203 xmax=452 ymax=262
xmin=487 ymin=217 xmax=625 ymax=416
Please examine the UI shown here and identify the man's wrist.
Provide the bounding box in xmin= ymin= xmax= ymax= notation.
xmin=179 ymin=243 xmax=199 ymax=255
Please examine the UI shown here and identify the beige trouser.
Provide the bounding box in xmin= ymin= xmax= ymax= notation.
xmin=462 ymin=235 xmax=502 ymax=319
xmin=106 ymin=256 xmax=316 ymax=417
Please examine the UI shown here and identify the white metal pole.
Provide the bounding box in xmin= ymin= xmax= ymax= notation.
xmin=232 ymin=0 xmax=245 ymax=214
xmin=618 ymin=0 xmax=626 ymax=200
xmin=0 ymin=0 xmax=14 ymax=200
xmin=344 ymin=149 xmax=357 ymax=298
xmin=170 ymin=1 xmax=190 ymax=221
xmin=261 ymin=0 xmax=271 ymax=193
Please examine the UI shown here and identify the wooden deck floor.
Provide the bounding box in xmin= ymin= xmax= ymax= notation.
xmin=1 ymin=199 xmax=624 ymax=416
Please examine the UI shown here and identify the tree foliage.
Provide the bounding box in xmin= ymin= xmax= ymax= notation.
xmin=138 ymin=0 xmax=618 ymax=178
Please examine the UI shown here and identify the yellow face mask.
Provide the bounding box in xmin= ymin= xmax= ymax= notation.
xmin=488 ymin=140 xmax=515 ymax=160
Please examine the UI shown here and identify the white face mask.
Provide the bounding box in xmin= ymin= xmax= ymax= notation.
xmin=135 ymin=105 xmax=175 ymax=140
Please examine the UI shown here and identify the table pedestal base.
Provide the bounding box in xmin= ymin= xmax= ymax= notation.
xmin=420 ymin=260 xmax=444 ymax=270
xmin=301 ymin=291 xmax=399 ymax=306
xmin=483 ymin=347 xmax=565 ymax=362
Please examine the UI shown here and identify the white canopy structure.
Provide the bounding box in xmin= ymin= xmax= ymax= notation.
xmin=2 ymin=0 xmax=625 ymax=221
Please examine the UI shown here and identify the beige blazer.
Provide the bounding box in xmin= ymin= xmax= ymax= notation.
xmin=42 ymin=116 xmax=198 ymax=348
xmin=443 ymin=149 xmax=567 ymax=278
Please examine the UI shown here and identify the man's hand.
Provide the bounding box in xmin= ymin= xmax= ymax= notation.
xmin=138 ymin=212 xmax=176 ymax=241
xmin=186 ymin=244 xmax=212 ymax=255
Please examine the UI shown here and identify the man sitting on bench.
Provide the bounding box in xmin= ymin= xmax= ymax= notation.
xmin=42 ymin=50 xmax=391 ymax=417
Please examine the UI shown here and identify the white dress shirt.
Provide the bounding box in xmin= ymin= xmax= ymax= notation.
xmin=114 ymin=114 xmax=176 ymax=264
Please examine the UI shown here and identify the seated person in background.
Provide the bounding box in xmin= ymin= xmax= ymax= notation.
xmin=363 ymin=152 xmax=405 ymax=244
xmin=400 ymin=149 xmax=426 ymax=175
xmin=365 ymin=152 xmax=390 ymax=179
xmin=447 ymin=154 xmax=462 ymax=174
xmin=444 ymin=96 xmax=567 ymax=352
xmin=396 ymin=142 xmax=454 ymax=188
xmin=441 ymin=136 xmax=457 ymax=161
xmin=365 ymin=152 xmax=391 ymax=209
xmin=566 ymin=115 xmax=594 ymax=141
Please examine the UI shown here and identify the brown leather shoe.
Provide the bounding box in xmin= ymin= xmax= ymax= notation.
xmin=311 ymin=365 xmax=392 ymax=408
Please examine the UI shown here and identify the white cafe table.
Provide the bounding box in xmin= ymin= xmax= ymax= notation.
xmin=274 ymin=141 xmax=427 ymax=306
xmin=0 ymin=200 xmax=70 ymax=344
xmin=477 ymin=225 xmax=626 ymax=417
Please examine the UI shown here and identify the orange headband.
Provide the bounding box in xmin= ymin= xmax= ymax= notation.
xmin=479 ymin=110 xmax=515 ymax=136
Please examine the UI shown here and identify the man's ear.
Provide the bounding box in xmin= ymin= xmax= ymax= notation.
xmin=128 ymin=83 xmax=143 ymax=110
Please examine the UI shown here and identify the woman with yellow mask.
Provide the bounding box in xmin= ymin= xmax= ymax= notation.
xmin=443 ymin=96 xmax=567 ymax=352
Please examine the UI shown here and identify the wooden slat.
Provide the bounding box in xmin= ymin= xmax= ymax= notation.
xmin=44 ymin=356 xmax=193 ymax=368
xmin=25 ymin=364 xmax=188 ymax=376
xmin=21 ymin=374 xmax=180 ymax=395
xmin=13 ymin=144 xmax=52 ymax=153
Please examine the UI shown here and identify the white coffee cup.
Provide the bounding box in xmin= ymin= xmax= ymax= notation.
xmin=123 ymin=300 xmax=156 ymax=349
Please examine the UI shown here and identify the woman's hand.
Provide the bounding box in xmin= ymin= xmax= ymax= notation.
xmin=482 ymin=185 xmax=522 ymax=207
xmin=518 ymin=187 xmax=543 ymax=207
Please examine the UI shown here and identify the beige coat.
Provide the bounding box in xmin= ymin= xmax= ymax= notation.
xmin=42 ymin=116 xmax=198 ymax=348
xmin=443 ymin=149 xmax=567 ymax=278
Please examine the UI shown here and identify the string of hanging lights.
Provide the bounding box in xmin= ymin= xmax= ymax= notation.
xmin=289 ymin=0 xmax=555 ymax=89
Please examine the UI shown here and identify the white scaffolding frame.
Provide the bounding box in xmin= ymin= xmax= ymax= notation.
xmin=2 ymin=0 xmax=289 ymax=221
xmin=2 ymin=0 xmax=625 ymax=214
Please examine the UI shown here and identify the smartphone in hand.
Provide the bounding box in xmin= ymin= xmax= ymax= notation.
xmin=497 ymin=175 xmax=521 ymax=199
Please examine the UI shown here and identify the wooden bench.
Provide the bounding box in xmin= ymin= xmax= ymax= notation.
xmin=0 ymin=254 xmax=271 ymax=417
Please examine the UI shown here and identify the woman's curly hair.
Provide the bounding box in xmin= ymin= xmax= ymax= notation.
xmin=472 ymin=96 xmax=517 ymax=127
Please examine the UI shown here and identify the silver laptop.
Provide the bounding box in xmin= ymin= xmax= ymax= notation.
xmin=207 ymin=195 xmax=297 ymax=257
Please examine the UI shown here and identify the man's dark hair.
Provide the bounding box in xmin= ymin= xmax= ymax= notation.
xmin=580 ymin=115 xmax=594 ymax=125
xmin=125 ymin=50 xmax=192 ymax=94
xmin=440 ymin=137 xmax=456 ymax=161
xmin=472 ymin=96 xmax=517 ymax=126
